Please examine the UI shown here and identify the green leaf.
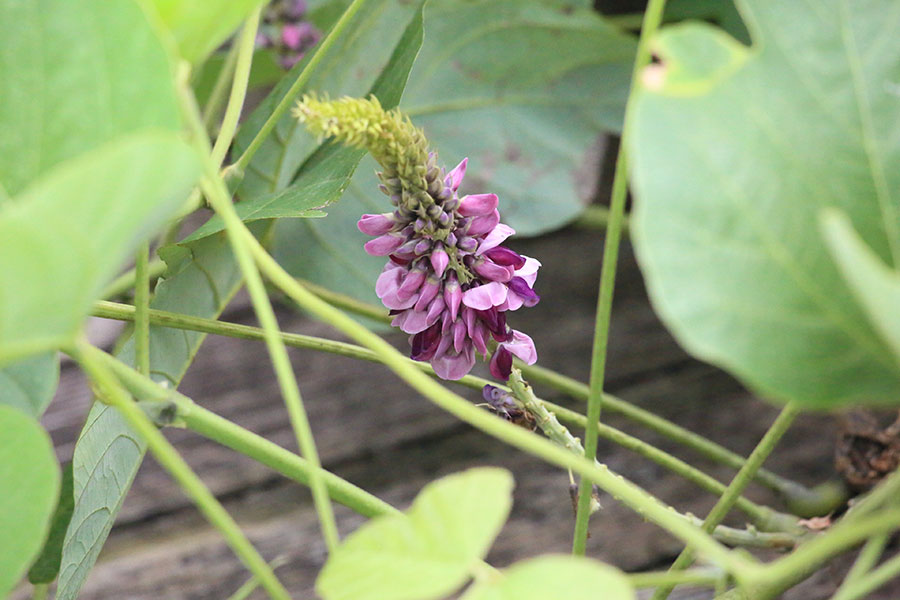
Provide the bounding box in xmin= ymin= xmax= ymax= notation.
xmin=628 ymin=3 xmax=900 ymax=408
xmin=461 ymin=555 xmax=634 ymax=600
xmin=822 ymin=210 xmax=900 ymax=368
xmin=0 ymin=0 xmax=180 ymax=196
xmin=146 ymin=0 xmax=268 ymax=65
xmin=0 ymin=133 xmax=200 ymax=364
xmin=28 ymin=463 xmax=75 ymax=585
xmin=0 ymin=406 xmax=60 ymax=597
xmin=316 ymin=468 xmax=514 ymax=600
xmin=0 ymin=353 xmax=59 ymax=418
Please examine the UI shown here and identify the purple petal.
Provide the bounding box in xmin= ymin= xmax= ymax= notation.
xmin=432 ymin=345 xmax=476 ymax=380
xmin=394 ymin=309 xmax=432 ymax=334
xmin=508 ymin=276 xmax=540 ymax=308
xmin=411 ymin=323 xmax=442 ymax=361
xmin=471 ymin=321 xmax=489 ymax=356
xmin=476 ymin=224 xmax=516 ymax=256
xmin=453 ymin=320 xmax=467 ymax=353
xmin=444 ymin=276 xmax=462 ymax=321
xmin=467 ymin=210 xmax=500 ymax=236
xmin=376 ymin=267 xmax=417 ymax=310
xmin=365 ymin=233 xmax=404 ymax=256
xmin=414 ymin=278 xmax=440 ymax=312
xmin=473 ymin=259 xmax=514 ymax=283
xmin=425 ymin=294 xmax=446 ymax=324
xmin=458 ymin=193 xmax=498 ymax=217
xmin=462 ymin=281 xmax=508 ymax=310
xmin=514 ymin=256 xmax=541 ymax=287
xmin=397 ymin=266 xmax=426 ymax=300
xmin=445 ymin=158 xmax=468 ymax=192
xmin=430 ymin=247 xmax=449 ymax=276
xmin=282 ymin=24 xmax=302 ymax=49
xmin=485 ymin=246 xmax=526 ymax=269
xmin=489 ymin=346 xmax=513 ymax=380
xmin=504 ymin=330 xmax=538 ymax=365
xmin=357 ymin=213 xmax=394 ymax=236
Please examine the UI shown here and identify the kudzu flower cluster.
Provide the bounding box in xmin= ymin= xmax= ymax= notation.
xmin=294 ymin=95 xmax=540 ymax=380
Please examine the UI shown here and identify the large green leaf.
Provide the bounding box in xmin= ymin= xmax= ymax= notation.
xmin=58 ymin=3 xmax=427 ymax=597
xmin=0 ymin=353 xmax=59 ymax=418
xmin=461 ymin=556 xmax=634 ymax=600
xmin=0 ymin=133 xmax=200 ymax=364
xmin=274 ymin=0 xmax=635 ymax=307
xmin=146 ymin=0 xmax=268 ymax=65
xmin=28 ymin=463 xmax=75 ymax=585
xmin=628 ymin=2 xmax=900 ymax=408
xmin=0 ymin=406 xmax=60 ymax=596
xmin=316 ymin=468 xmax=514 ymax=600
xmin=0 ymin=0 xmax=180 ymax=196
xmin=822 ymin=210 xmax=900 ymax=367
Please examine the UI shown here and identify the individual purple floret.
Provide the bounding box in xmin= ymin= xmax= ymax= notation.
xmin=359 ymin=157 xmax=540 ymax=380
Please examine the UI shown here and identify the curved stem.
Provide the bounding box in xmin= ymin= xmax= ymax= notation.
xmin=74 ymin=341 xmax=290 ymax=600
xmin=573 ymin=0 xmax=669 ymax=554
xmin=231 ymin=0 xmax=373 ymax=175
xmin=102 ymin=258 xmax=167 ymax=299
xmin=652 ymin=404 xmax=801 ymax=600
xmin=830 ymin=534 xmax=889 ymax=600
xmin=91 ymin=299 xmax=795 ymax=533
xmin=830 ymin=550 xmax=900 ymax=600
xmin=211 ymin=8 xmax=261 ymax=168
xmin=202 ymin=40 xmax=240 ymax=134
xmin=134 ymin=242 xmax=151 ymax=376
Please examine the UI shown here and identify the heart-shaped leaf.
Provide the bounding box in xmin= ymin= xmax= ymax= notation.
xmin=629 ymin=2 xmax=900 ymax=408
xmin=461 ymin=555 xmax=634 ymax=600
xmin=0 ymin=406 xmax=60 ymax=596
xmin=0 ymin=133 xmax=200 ymax=364
xmin=316 ymin=468 xmax=514 ymax=600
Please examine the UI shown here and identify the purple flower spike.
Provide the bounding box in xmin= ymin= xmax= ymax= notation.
xmin=355 ymin=156 xmax=540 ymax=381
xmin=282 ymin=24 xmax=303 ymax=49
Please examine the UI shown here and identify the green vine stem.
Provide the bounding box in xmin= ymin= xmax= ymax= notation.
xmin=210 ymin=7 xmax=261 ymax=168
xmin=178 ymin=70 xmax=341 ymax=552
xmin=628 ymin=568 xmax=722 ymax=589
xmin=830 ymin=549 xmax=900 ymax=600
xmin=572 ymin=205 xmax=627 ymax=232
xmin=244 ymin=272 xmax=838 ymax=515
xmin=652 ymin=403 xmax=801 ymax=600
xmin=229 ymin=0 xmax=372 ymax=177
xmin=134 ymin=241 xmax=151 ymax=376
xmin=202 ymin=36 xmax=240 ymax=133
xmin=73 ymin=342 xmax=291 ymax=600
xmin=91 ymin=299 xmax=798 ymax=534
xmin=572 ymin=0 xmax=669 ymax=555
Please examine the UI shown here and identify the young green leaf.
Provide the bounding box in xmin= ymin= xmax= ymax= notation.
xmin=0 ymin=406 xmax=60 ymax=597
xmin=628 ymin=3 xmax=900 ymax=408
xmin=146 ymin=0 xmax=268 ymax=65
xmin=316 ymin=468 xmax=515 ymax=600
xmin=821 ymin=210 xmax=900 ymax=367
xmin=0 ymin=353 xmax=59 ymax=418
xmin=28 ymin=463 xmax=75 ymax=585
xmin=0 ymin=133 xmax=200 ymax=364
xmin=461 ymin=555 xmax=634 ymax=600
xmin=0 ymin=0 xmax=180 ymax=196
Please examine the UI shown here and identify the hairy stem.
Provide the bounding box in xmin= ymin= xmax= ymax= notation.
xmin=652 ymin=404 xmax=801 ymax=600
xmin=74 ymin=342 xmax=290 ymax=600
